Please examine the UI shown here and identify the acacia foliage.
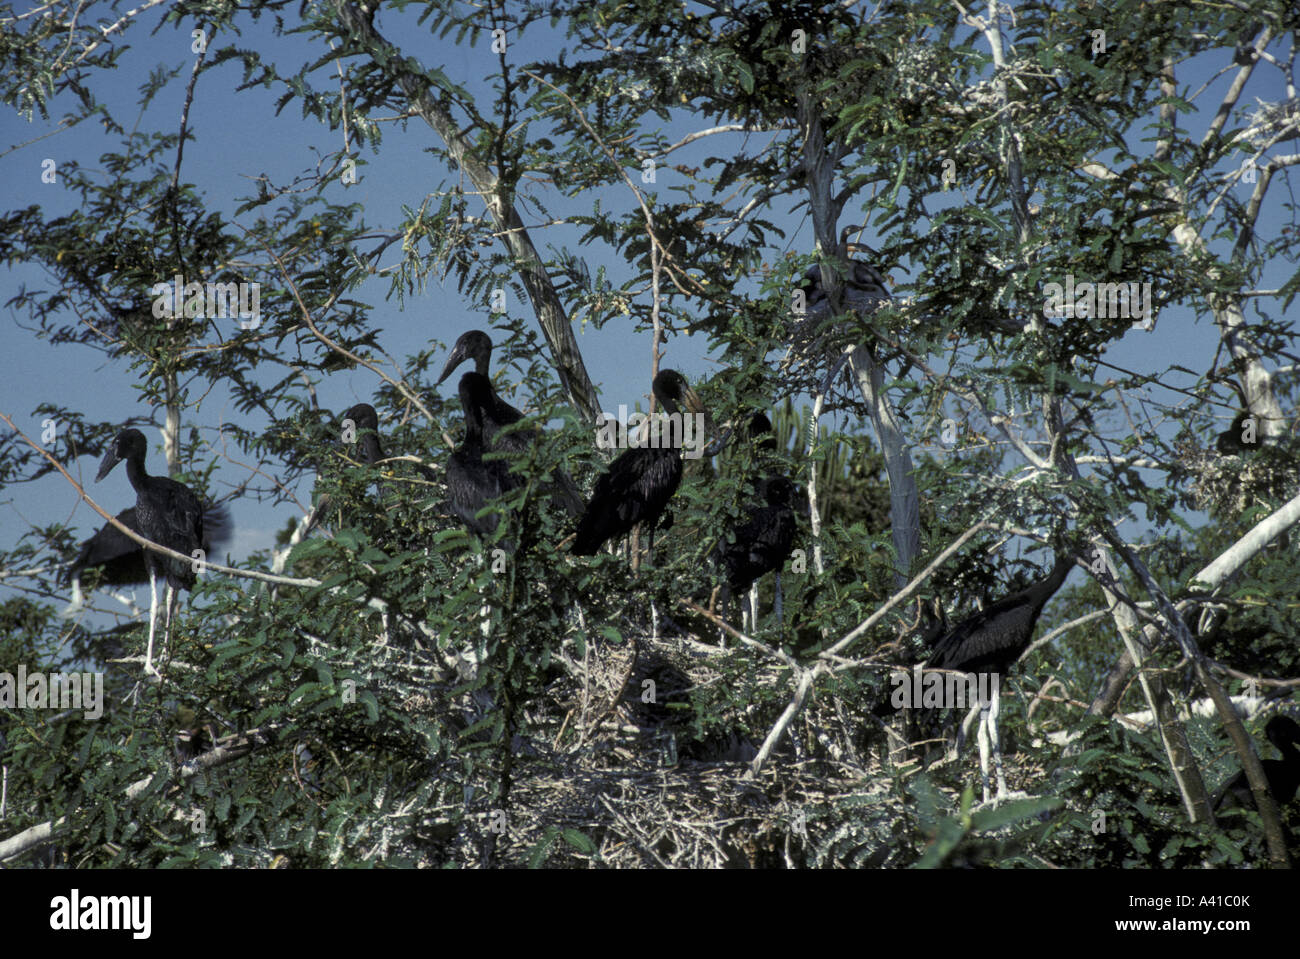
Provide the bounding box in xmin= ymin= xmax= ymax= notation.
xmin=1 ymin=0 xmax=1298 ymax=867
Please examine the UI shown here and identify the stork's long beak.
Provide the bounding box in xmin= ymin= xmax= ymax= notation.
xmin=676 ymin=384 xmax=718 ymax=456
xmin=94 ymin=446 xmax=121 ymax=483
xmin=678 ymin=385 xmax=716 ymax=439
xmin=436 ymin=341 xmax=471 ymax=386
xmin=677 ymin=383 xmax=705 ymax=418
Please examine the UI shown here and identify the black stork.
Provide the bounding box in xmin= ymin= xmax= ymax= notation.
xmin=719 ymin=477 xmax=798 ymax=625
xmin=342 ymin=403 xmax=384 ymax=466
xmin=572 ymin=369 xmax=707 ymax=557
xmin=64 ymin=502 xmax=229 ymax=616
xmin=1213 ymin=715 xmax=1300 ymax=813
xmin=800 ymin=259 xmax=893 ymax=319
xmin=437 ymin=330 xmax=583 ymax=516
xmin=94 ymin=428 xmax=211 ymax=677
xmin=446 ymin=372 xmax=523 ymax=538
xmin=1215 ymin=411 xmax=1261 ymax=455
xmin=715 ymin=413 xmax=797 ymax=629
xmin=923 ymin=543 xmax=1075 ymax=803
xmin=340 ymin=402 xmax=436 ymax=484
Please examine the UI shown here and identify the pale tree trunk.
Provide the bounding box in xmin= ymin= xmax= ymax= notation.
xmin=163 ymin=372 xmax=181 ymax=476
xmin=333 ymin=1 xmax=600 ymax=425
xmin=795 ymin=88 xmax=922 ymax=583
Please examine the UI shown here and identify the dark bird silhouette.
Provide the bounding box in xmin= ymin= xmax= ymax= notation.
xmin=715 ymin=413 xmax=796 ymax=629
xmin=800 ymin=258 xmax=893 ymax=319
xmin=1215 ymin=410 xmax=1260 ymax=455
xmin=340 ymin=402 xmax=436 ymax=483
xmin=67 ymin=509 xmax=148 ymax=592
xmin=446 ymin=372 xmax=523 ymax=537
xmin=437 ymin=331 xmax=527 ymax=422
xmin=64 ymin=503 xmax=230 ymax=615
xmin=573 ymin=369 xmax=707 ymax=556
xmin=720 ymin=477 xmax=797 ymax=594
xmin=342 ymin=403 xmax=385 ymax=467
xmin=94 ymin=428 xmax=211 ymax=677
xmin=1214 ymin=715 xmax=1300 ymax=813
xmin=437 ymin=330 xmax=583 ymax=515
xmin=923 ymin=544 xmax=1074 ymax=803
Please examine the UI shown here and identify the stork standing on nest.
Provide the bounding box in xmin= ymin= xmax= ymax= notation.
xmin=572 ymin=370 xmax=707 ymax=557
xmin=437 ymin=330 xmax=583 ymax=516
xmin=924 ymin=543 xmax=1074 ymax=803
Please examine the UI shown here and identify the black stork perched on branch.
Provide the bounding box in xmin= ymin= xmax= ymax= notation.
xmin=342 ymin=403 xmax=384 ymax=467
xmin=437 ymin=330 xmax=583 ymax=516
xmin=715 ymin=413 xmax=797 ymax=629
xmin=63 ymin=502 xmax=230 ymax=617
xmin=446 ymin=372 xmax=523 ymax=538
xmin=94 ymin=429 xmax=212 ymax=677
xmin=340 ymin=402 xmax=436 ymax=483
xmin=800 ymin=258 xmax=893 ymax=319
xmin=923 ymin=541 xmax=1075 ymax=803
xmin=332 ymin=402 xmax=438 ymax=556
xmin=1213 ymin=715 xmax=1300 ymax=813
xmin=572 ymin=369 xmax=708 ymax=557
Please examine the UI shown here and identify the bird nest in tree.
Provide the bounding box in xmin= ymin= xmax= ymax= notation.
xmin=1182 ymin=442 xmax=1299 ymax=516
xmin=406 ymin=621 xmax=1049 ymax=867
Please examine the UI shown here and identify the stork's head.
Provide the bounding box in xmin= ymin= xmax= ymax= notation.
xmin=437 ymin=330 xmax=493 ymax=385
xmin=95 ymin=429 xmax=148 ymax=482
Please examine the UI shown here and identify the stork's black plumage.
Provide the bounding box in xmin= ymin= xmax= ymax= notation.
xmin=572 ymin=369 xmax=706 ymax=556
xmin=94 ymin=428 xmax=209 ymax=676
xmin=437 ymin=330 xmax=525 ymax=422
xmin=65 ymin=502 xmax=230 ymax=609
xmin=446 ymin=372 xmax=523 ymax=537
xmin=68 ymin=508 xmax=148 ymax=588
xmin=341 ymin=402 xmax=436 ymax=482
xmin=1213 ymin=716 xmax=1300 ymax=812
xmin=342 ymin=402 xmax=384 ymax=466
xmin=800 ymin=259 xmax=892 ymax=318
xmin=716 ymin=414 xmax=795 ymax=590
xmin=1215 ymin=411 xmax=1260 ymax=455
xmin=719 ymin=476 xmax=798 ymax=595
xmin=437 ymin=330 xmax=582 ymax=515
xmin=923 ymin=544 xmax=1074 ymax=803
xmin=925 ymin=552 xmax=1073 ymax=676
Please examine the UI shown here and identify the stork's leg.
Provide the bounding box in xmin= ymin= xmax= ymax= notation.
xmin=989 ymin=678 xmax=1007 ymax=800
xmin=976 ymin=704 xmax=992 ymax=805
xmin=144 ymin=566 xmax=160 ymax=678
xmin=162 ymin=582 xmax=177 ymax=666
xmin=747 ymin=582 xmax=759 ymax=632
xmin=477 ymin=553 xmax=491 ymax=640
xmin=718 ymin=583 xmax=731 ymax=647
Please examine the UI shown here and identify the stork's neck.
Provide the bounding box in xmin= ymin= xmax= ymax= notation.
xmin=1024 ymin=553 xmax=1073 ymax=610
xmin=463 ymin=405 xmax=486 ymax=445
xmin=359 ymin=434 xmax=384 ymax=465
xmin=124 ymin=455 xmax=150 ymax=492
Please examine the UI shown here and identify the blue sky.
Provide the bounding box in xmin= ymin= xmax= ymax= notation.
xmin=1 ymin=5 xmax=1294 ymax=620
